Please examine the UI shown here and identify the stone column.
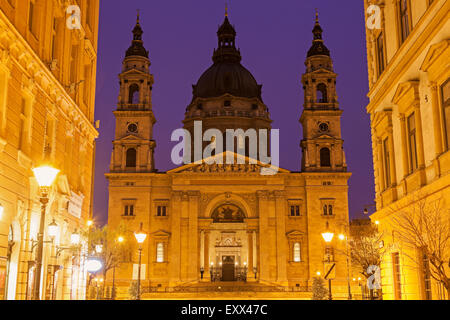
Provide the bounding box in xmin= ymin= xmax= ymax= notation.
xmin=187 ymin=191 xmax=200 ymax=281
xmin=414 ymin=103 xmax=426 ymax=169
xmin=430 ymin=83 xmax=444 ymax=157
xmin=377 ymin=138 xmax=385 ymax=190
xmin=257 ymin=191 xmax=269 ymax=281
xmin=274 ymin=191 xmax=288 ymax=285
xmin=399 ymin=114 xmax=410 ymax=178
xmin=387 ymin=128 xmax=397 ymax=186
xmin=169 ymin=192 xmax=181 ymax=285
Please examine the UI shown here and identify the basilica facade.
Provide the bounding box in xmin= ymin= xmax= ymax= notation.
xmin=106 ymin=13 xmax=352 ymax=298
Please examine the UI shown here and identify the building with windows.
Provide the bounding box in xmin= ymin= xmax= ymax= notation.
xmin=106 ymin=12 xmax=353 ymax=299
xmin=363 ymin=0 xmax=449 ymax=300
xmin=0 ymin=1 xmax=99 ymax=300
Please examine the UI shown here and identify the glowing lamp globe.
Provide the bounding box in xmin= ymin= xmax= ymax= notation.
xmin=322 ymin=231 xmax=334 ymax=243
xmin=48 ymin=219 xmax=58 ymax=239
xmin=86 ymin=258 xmax=103 ymax=273
xmin=134 ymin=223 xmax=147 ymax=244
xmin=134 ymin=231 xmax=147 ymax=244
xmin=95 ymin=244 xmax=103 ymax=253
xmin=33 ymin=165 xmax=60 ymax=187
xmin=71 ymin=230 xmax=80 ymax=245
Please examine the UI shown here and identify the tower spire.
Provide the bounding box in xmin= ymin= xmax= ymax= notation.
xmin=307 ymin=9 xmax=330 ymax=57
xmin=225 ymin=1 xmax=228 ymax=17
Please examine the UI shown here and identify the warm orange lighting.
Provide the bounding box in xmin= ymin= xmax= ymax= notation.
xmin=134 ymin=223 xmax=147 ymax=244
xmin=48 ymin=219 xmax=58 ymax=239
xmin=338 ymin=234 xmax=345 ymax=241
xmin=118 ymin=236 xmax=124 ymax=243
xmin=33 ymin=165 xmax=60 ymax=188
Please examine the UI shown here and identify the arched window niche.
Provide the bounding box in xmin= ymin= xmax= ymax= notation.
xmin=126 ymin=148 xmax=137 ymax=168
xmin=316 ymin=83 xmax=328 ymax=103
xmin=128 ymin=83 xmax=140 ymax=105
xmin=320 ymin=147 xmax=331 ymax=167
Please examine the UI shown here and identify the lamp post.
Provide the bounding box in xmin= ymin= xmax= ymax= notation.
xmin=321 ymin=222 xmax=334 ymax=301
xmin=112 ymin=236 xmax=124 ymax=300
xmin=32 ymin=165 xmax=59 ymax=300
xmin=338 ymin=233 xmax=352 ymax=300
xmin=134 ymin=222 xmax=147 ymax=300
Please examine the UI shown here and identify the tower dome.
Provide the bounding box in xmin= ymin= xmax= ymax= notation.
xmin=191 ymin=16 xmax=263 ymax=101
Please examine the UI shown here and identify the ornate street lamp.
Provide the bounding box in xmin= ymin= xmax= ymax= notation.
xmin=32 ymin=164 xmax=59 ymax=300
xmin=71 ymin=229 xmax=81 ymax=246
xmin=321 ymin=221 xmax=334 ymax=301
xmin=338 ymin=233 xmax=353 ymax=300
xmin=48 ymin=219 xmax=58 ymax=240
xmin=134 ymin=222 xmax=147 ymax=300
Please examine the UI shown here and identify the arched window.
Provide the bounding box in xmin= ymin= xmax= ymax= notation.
xmin=126 ymin=148 xmax=137 ymax=168
xmin=128 ymin=84 xmax=140 ymax=104
xmin=320 ymin=148 xmax=331 ymax=167
xmin=293 ymin=243 xmax=301 ymax=262
xmin=156 ymin=243 xmax=164 ymax=263
xmin=317 ymin=83 xmax=328 ymax=103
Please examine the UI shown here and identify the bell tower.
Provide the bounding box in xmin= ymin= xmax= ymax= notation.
xmin=109 ymin=14 xmax=156 ymax=173
xmin=300 ymin=12 xmax=347 ymax=172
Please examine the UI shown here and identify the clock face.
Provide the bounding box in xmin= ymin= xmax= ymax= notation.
xmin=319 ymin=122 xmax=329 ymax=132
xmin=128 ymin=123 xmax=138 ymax=133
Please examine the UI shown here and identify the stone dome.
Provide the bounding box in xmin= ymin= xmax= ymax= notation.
xmin=192 ymin=62 xmax=262 ymax=100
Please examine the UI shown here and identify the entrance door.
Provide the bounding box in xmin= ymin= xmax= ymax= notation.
xmin=222 ymin=256 xmax=235 ymax=281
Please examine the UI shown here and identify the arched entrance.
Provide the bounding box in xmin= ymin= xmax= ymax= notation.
xmin=208 ymin=203 xmax=249 ymax=282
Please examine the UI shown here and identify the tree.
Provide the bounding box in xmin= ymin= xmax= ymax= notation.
xmin=311 ymin=277 xmax=328 ymax=300
xmin=86 ymin=222 xmax=135 ymax=299
xmin=348 ymin=221 xmax=386 ymax=299
xmin=390 ymin=196 xmax=450 ymax=299
xmin=128 ymin=281 xmax=141 ymax=300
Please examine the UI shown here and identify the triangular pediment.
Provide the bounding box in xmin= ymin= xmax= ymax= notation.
xmin=167 ymin=151 xmax=290 ymax=174
xmin=316 ymin=134 xmax=335 ymax=139
xmin=420 ymin=40 xmax=449 ymax=72
xmin=310 ymin=68 xmax=336 ymax=75
xmin=151 ymin=229 xmax=171 ymax=238
xmin=118 ymin=134 xmax=142 ymax=141
xmin=286 ymin=230 xmax=305 ymax=238
xmin=392 ymin=81 xmax=419 ymax=105
xmin=120 ymin=68 xmax=150 ymax=77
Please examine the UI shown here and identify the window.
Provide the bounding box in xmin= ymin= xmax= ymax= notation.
xmin=157 ymin=206 xmax=167 ymax=217
xmin=28 ymin=1 xmax=38 ymax=36
xmin=51 ymin=18 xmax=59 ymax=60
xmin=83 ymin=65 xmax=91 ymax=105
xmin=293 ymin=243 xmax=301 ymax=262
xmin=383 ymin=137 xmax=391 ymax=189
xmin=18 ymin=96 xmax=32 ymax=153
xmin=290 ymin=205 xmax=300 ymax=217
xmin=316 ymin=83 xmax=328 ymax=103
xmin=320 ymin=148 xmax=331 ymax=167
xmin=224 ymin=100 xmax=231 ymax=107
xmin=441 ymin=78 xmax=450 ymax=150
xmin=376 ymin=32 xmax=386 ymax=76
xmin=399 ymin=0 xmax=410 ymax=44
xmin=126 ymin=148 xmax=137 ymax=168
xmin=123 ymin=204 xmax=134 ymax=216
xmin=129 ymin=84 xmax=140 ymax=104
xmin=392 ymin=252 xmax=402 ymax=300
xmin=156 ymin=243 xmax=164 ymax=263
xmin=323 ymin=204 xmax=333 ymax=216
xmin=407 ymin=113 xmax=418 ymax=172
xmin=70 ymin=44 xmax=79 ymax=84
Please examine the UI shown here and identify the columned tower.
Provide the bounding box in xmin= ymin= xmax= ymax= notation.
xmin=300 ymin=13 xmax=347 ymax=172
xmin=109 ymin=15 xmax=156 ymax=173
